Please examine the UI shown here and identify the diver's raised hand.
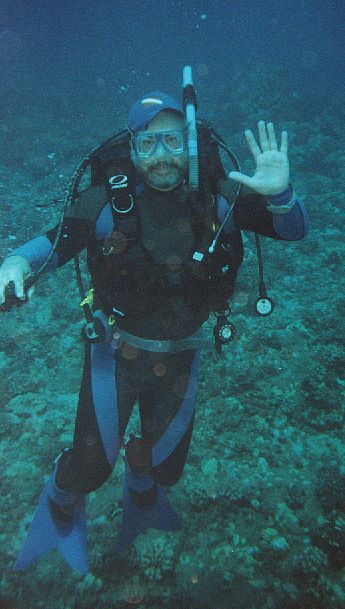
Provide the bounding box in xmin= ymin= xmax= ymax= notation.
xmin=229 ymin=121 xmax=289 ymax=196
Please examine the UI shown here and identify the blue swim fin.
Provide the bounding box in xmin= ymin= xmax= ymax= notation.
xmin=114 ymin=468 xmax=182 ymax=555
xmin=14 ymin=475 xmax=88 ymax=575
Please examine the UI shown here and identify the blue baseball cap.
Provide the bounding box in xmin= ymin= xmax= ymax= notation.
xmin=128 ymin=91 xmax=184 ymax=132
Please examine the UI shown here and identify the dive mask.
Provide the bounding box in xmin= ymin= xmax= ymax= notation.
xmin=132 ymin=129 xmax=185 ymax=158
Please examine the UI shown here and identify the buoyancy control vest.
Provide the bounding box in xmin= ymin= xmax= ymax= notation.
xmin=0 ymin=119 xmax=273 ymax=351
xmin=74 ymin=121 xmax=245 ymax=333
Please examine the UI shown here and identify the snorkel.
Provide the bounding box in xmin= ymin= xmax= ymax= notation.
xmin=182 ymin=66 xmax=199 ymax=192
xmin=183 ymin=65 xmax=209 ymax=269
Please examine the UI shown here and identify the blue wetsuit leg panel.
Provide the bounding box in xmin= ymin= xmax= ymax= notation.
xmin=152 ymin=349 xmax=200 ymax=466
xmin=56 ymin=342 xmax=122 ymax=493
xmin=90 ymin=342 xmax=120 ymax=469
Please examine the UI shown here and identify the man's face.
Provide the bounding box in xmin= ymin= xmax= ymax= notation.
xmin=130 ymin=111 xmax=188 ymax=191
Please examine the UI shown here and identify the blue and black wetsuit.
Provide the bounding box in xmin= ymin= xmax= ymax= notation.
xmin=9 ymin=181 xmax=308 ymax=494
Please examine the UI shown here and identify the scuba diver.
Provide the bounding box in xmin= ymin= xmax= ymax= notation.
xmin=0 ymin=67 xmax=308 ymax=575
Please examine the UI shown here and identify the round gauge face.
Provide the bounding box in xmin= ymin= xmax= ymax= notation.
xmin=219 ymin=322 xmax=236 ymax=342
xmin=256 ymin=297 xmax=273 ymax=316
xmin=221 ymin=326 xmax=233 ymax=341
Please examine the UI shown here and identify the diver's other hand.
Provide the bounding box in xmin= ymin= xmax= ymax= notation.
xmin=0 ymin=256 xmax=33 ymax=305
xmin=229 ymin=121 xmax=289 ymax=196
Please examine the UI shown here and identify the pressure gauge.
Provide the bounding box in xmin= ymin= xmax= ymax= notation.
xmin=255 ymin=296 xmax=274 ymax=316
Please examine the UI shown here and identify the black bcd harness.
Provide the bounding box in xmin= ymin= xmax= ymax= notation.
xmin=78 ymin=122 xmax=248 ymax=350
xmin=1 ymin=121 xmax=273 ymax=352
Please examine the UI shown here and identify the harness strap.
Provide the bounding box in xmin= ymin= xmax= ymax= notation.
xmin=112 ymin=325 xmax=212 ymax=353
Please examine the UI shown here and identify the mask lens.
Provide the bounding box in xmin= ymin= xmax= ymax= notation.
xmin=136 ymin=133 xmax=156 ymax=156
xmin=162 ymin=131 xmax=184 ymax=153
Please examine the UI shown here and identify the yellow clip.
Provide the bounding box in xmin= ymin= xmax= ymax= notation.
xmin=80 ymin=288 xmax=94 ymax=307
xmin=108 ymin=315 xmax=116 ymax=326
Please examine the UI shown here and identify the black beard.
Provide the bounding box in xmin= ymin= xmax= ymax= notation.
xmin=148 ymin=160 xmax=179 ymax=171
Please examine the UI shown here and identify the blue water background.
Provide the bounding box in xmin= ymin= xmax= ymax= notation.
xmin=1 ymin=0 xmax=344 ymax=108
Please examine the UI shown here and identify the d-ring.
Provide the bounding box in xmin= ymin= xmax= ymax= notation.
xmin=111 ymin=194 xmax=134 ymax=214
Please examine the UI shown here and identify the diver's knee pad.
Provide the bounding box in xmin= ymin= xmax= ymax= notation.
xmin=124 ymin=437 xmax=157 ymax=508
xmin=125 ymin=434 xmax=152 ymax=474
xmin=55 ymin=443 xmax=112 ymax=494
